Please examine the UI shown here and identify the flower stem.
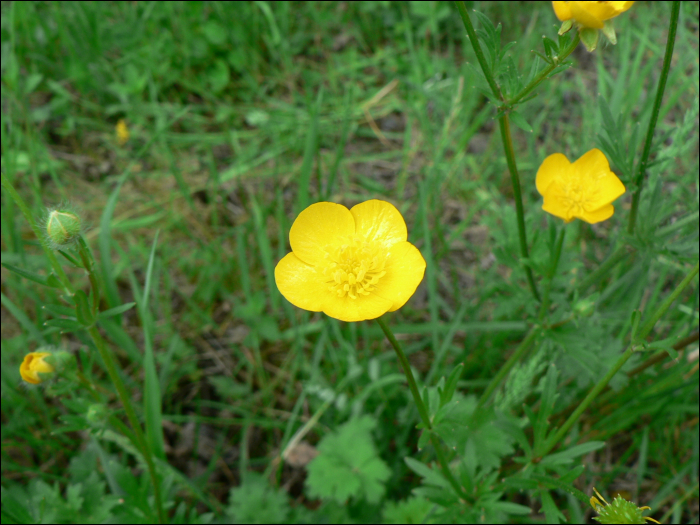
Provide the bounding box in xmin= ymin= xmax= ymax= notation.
xmin=499 ymin=114 xmax=541 ymax=302
xmin=454 ymin=3 xmax=540 ymax=303
xmin=454 ymin=1 xmax=502 ymax=101
xmin=627 ymin=1 xmax=681 ymax=234
xmin=506 ymin=33 xmax=580 ymax=107
xmin=537 ymin=261 xmax=698 ymax=459
xmin=375 ymin=316 xmax=467 ymax=499
xmin=88 ymin=326 xmax=166 ymax=524
xmin=77 ymin=236 xmax=101 ymax=319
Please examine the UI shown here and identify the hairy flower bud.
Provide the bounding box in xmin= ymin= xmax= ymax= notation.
xmin=46 ymin=209 xmax=81 ymax=246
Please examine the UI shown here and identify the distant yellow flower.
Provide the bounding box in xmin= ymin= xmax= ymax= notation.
xmin=116 ymin=119 xmax=130 ymax=145
xmin=275 ymin=200 xmax=426 ymax=322
xmin=553 ymin=1 xmax=634 ymax=29
xmin=590 ymin=487 xmax=660 ymax=524
xmin=20 ymin=352 xmax=54 ymax=384
xmin=536 ymin=148 xmax=625 ymax=224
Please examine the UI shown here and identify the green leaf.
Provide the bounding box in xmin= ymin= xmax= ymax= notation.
xmin=404 ymin=457 xmax=450 ymax=489
xmin=226 ymin=472 xmax=290 ymax=524
xmin=509 ymin=111 xmax=532 ymax=133
xmin=1 ymin=263 xmax=55 ymax=287
xmin=57 ymin=249 xmax=82 ymax=267
xmin=98 ymin=302 xmax=136 ymax=318
xmin=43 ymin=303 xmax=76 ymax=317
xmin=44 ymin=318 xmax=83 ymax=332
xmin=73 ymin=290 xmax=95 ymax=326
xmin=540 ymin=489 xmax=567 ymax=523
xmin=306 ymin=416 xmax=391 ymax=504
xmin=540 ymin=441 xmax=605 ymax=467
xmin=439 ymin=362 xmax=464 ymax=408
xmin=382 ymin=496 xmax=435 ymax=524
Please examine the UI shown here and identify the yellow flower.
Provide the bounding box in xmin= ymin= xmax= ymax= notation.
xmin=19 ymin=352 xmax=55 ymax=384
xmin=553 ymin=1 xmax=634 ymax=29
xmin=536 ymin=148 xmax=625 ymax=224
xmin=590 ymin=487 xmax=660 ymax=524
xmin=116 ymin=119 xmax=130 ymax=145
xmin=275 ymin=200 xmax=426 ymax=322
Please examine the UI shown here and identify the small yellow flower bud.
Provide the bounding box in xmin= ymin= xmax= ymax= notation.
xmin=46 ymin=209 xmax=81 ymax=246
xmin=19 ymin=352 xmax=55 ymax=384
xmin=116 ymin=119 xmax=130 ymax=145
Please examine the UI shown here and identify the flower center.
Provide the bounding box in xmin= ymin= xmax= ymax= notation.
xmin=323 ymin=235 xmax=387 ymax=299
xmin=560 ymin=177 xmax=600 ymax=215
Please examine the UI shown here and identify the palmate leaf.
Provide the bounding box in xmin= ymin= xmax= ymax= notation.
xmin=226 ymin=472 xmax=290 ymax=524
xmin=305 ymin=415 xmax=391 ymax=504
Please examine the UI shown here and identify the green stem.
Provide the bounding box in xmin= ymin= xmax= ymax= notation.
xmin=627 ymin=1 xmax=680 ymax=234
xmin=478 ymin=326 xmax=540 ymax=408
xmin=77 ymin=236 xmax=101 ymax=319
xmin=454 ymin=3 xmax=540 ymax=302
xmin=538 ymin=261 xmax=698 ymax=458
xmin=1 ymin=172 xmax=74 ymax=294
xmin=537 ymin=225 xmax=567 ymax=321
xmin=376 ymin=317 xmax=467 ymax=499
xmin=376 ymin=318 xmax=432 ymax=429
xmin=454 ymin=1 xmax=503 ymax=101
xmin=637 ymin=262 xmax=698 ymax=341
xmin=499 ymin=114 xmax=541 ymax=302
xmin=88 ymin=326 xmax=165 ymax=524
xmin=506 ymin=33 xmax=580 ymax=107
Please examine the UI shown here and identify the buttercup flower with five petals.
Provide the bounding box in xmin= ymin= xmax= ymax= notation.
xmin=536 ymin=148 xmax=625 ymax=224
xmin=20 ymin=352 xmax=55 ymax=385
xmin=275 ymin=200 xmax=426 ymax=322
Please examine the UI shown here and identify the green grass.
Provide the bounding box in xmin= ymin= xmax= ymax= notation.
xmin=1 ymin=2 xmax=698 ymax=524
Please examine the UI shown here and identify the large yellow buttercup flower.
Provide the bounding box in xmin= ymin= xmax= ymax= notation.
xmin=536 ymin=148 xmax=625 ymax=224
xmin=552 ymin=1 xmax=634 ymax=29
xmin=20 ymin=352 xmax=55 ymax=385
xmin=275 ymin=200 xmax=426 ymax=322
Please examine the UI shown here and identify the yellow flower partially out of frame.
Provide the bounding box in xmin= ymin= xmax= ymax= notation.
xmin=536 ymin=148 xmax=625 ymax=224
xmin=552 ymin=1 xmax=635 ymax=29
xmin=275 ymin=200 xmax=426 ymax=322
xmin=19 ymin=352 xmax=55 ymax=385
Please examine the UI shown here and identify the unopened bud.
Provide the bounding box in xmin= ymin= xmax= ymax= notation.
xmin=19 ymin=352 xmax=55 ymax=384
xmin=46 ymin=209 xmax=81 ymax=246
xmin=86 ymin=403 xmax=109 ymax=427
xmin=19 ymin=349 xmax=75 ymax=385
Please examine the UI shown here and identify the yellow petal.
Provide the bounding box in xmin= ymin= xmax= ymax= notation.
xmin=579 ymin=203 xmax=615 ymax=224
xmin=574 ymin=148 xmax=626 ymax=208
xmin=569 ymin=2 xmax=605 ymax=28
xmin=552 ymin=1 xmax=572 ymax=21
xmin=19 ymin=352 xmax=53 ymax=384
xmin=375 ymin=241 xmax=426 ymax=312
xmin=289 ymin=202 xmax=355 ymax=266
xmin=542 ymin=186 xmax=575 ymax=222
xmin=350 ymin=200 xmax=407 ymax=247
xmin=322 ymin=292 xmax=394 ymax=322
xmin=536 ymin=153 xmax=571 ymax=196
xmin=581 ymin=1 xmax=634 ymax=23
xmin=572 ymin=148 xmax=609 ymax=178
xmin=275 ymin=252 xmax=330 ymax=313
